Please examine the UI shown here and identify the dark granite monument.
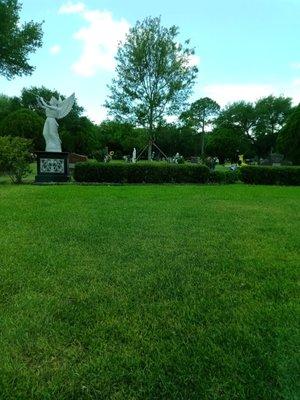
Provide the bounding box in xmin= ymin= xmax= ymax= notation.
xmin=35 ymin=151 xmax=70 ymax=183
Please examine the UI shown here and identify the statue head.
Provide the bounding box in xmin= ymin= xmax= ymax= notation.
xmin=49 ymin=96 xmax=63 ymax=106
xmin=49 ymin=96 xmax=58 ymax=106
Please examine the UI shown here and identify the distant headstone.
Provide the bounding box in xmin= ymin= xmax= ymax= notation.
xmin=270 ymin=153 xmax=284 ymax=165
xmin=260 ymin=153 xmax=284 ymax=166
xmin=132 ymin=147 xmax=137 ymax=163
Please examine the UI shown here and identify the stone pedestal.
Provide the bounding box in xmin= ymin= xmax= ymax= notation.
xmin=35 ymin=152 xmax=70 ymax=183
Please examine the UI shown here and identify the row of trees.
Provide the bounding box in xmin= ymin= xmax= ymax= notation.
xmin=0 ymin=2 xmax=299 ymax=164
xmin=0 ymin=87 xmax=298 ymax=163
xmin=181 ymin=95 xmax=295 ymax=163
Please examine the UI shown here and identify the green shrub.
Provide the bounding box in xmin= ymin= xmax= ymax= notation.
xmin=240 ymin=165 xmax=300 ymax=185
xmin=209 ymin=170 xmax=239 ymax=184
xmin=74 ymin=162 xmax=210 ymax=184
xmin=0 ymin=136 xmax=32 ymax=183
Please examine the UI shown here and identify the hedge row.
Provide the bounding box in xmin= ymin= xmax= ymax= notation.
xmin=240 ymin=165 xmax=300 ymax=185
xmin=74 ymin=163 xmax=300 ymax=185
xmin=74 ymin=162 xmax=210 ymax=183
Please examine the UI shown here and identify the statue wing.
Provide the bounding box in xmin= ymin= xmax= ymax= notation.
xmin=57 ymin=93 xmax=75 ymax=119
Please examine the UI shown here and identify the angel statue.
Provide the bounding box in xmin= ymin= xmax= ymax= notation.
xmin=37 ymin=93 xmax=75 ymax=152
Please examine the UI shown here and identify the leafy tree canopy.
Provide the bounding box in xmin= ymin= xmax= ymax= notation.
xmin=0 ymin=108 xmax=43 ymax=149
xmin=254 ymin=95 xmax=293 ymax=138
xmin=156 ymin=123 xmax=201 ymax=158
xmin=0 ymin=93 xmax=20 ymax=120
xmin=180 ymin=97 xmax=220 ymax=132
xmin=253 ymin=95 xmax=293 ymax=157
xmin=215 ymin=101 xmax=257 ymax=137
xmin=61 ymin=116 xmax=100 ymax=156
xmin=0 ymin=0 xmax=43 ymax=79
xmin=96 ymin=121 xmax=148 ymax=157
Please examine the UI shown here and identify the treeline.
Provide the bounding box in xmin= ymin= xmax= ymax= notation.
xmin=0 ymin=86 xmax=299 ymax=164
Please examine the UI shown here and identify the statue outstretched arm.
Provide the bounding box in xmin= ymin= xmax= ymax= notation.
xmin=38 ymin=96 xmax=58 ymax=111
xmin=37 ymin=96 xmax=46 ymax=109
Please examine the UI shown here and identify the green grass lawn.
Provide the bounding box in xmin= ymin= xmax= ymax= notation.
xmin=0 ymin=184 xmax=299 ymax=399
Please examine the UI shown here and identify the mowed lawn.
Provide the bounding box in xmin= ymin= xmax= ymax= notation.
xmin=0 ymin=184 xmax=299 ymax=400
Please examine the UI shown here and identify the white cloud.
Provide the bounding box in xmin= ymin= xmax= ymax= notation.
xmin=187 ymin=54 xmax=200 ymax=67
xmin=87 ymin=105 xmax=108 ymax=124
xmin=72 ymin=10 xmax=129 ymax=76
xmin=201 ymin=82 xmax=300 ymax=107
xmin=283 ymin=80 xmax=300 ymax=105
xmin=59 ymin=4 xmax=130 ymax=76
xmin=165 ymin=115 xmax=178 ymax=124
xmin=49 ymin=45 xmax=61 ymax=55
xmin=59 ymin=1 xmax=85 ymax=14
xmin=203 ymin=84 xmax=274 ymax=107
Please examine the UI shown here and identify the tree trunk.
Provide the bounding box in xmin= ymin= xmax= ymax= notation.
xmin=200 ymin=128 xmax=205 ymax=159
xmin=148 ymin=139 xmax=153 ymax=161
xmin=148 ymin=113 xmax=153 ymax=161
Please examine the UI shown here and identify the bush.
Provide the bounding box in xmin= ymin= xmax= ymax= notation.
xmin=209 ymin=170 xmax=239 ymax=184
xmin=240 ymin=165 xmax=300 ymax=185
xmin=0 ymin=136 xmax=32 ymax=183
xmin=74 ymin=162 xmax=210 ymax=184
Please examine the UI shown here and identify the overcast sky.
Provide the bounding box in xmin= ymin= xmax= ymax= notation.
xmin=1 ymin=0 xmax=300 ymax=122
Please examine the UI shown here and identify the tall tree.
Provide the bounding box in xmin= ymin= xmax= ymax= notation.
xmin=254 ymin=95 xmax=292 ymax=157
xmin=0 ymin=0 xmax=43 ymax=79
xmin=277 ymin=105 xmax=300 ymax=164
xmin=180 ymin=97 xmax=220 ymax=157
xmin=105 ymin=16 xmax=198 ymax=159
